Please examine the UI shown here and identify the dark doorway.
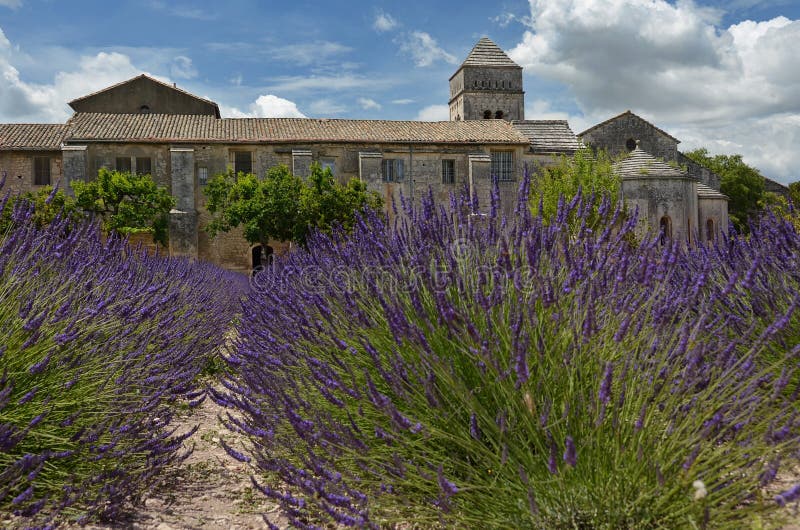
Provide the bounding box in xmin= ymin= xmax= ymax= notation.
xmin=252 ymin=245 xmax=274 ymax=272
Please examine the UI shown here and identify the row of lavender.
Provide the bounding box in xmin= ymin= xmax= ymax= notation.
xmin=0 ymin=187 xmax=243 ymax=527
xmin=220 ymin=183 xmax=800 ymax=528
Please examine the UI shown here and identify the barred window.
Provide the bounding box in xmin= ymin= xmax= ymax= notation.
xmin=233 ymin=151 xmax=252 ymax=175
xmin=441 ymin=159 xmax=455 ymax=184
xmin=198 ymin=167 xmax=209 ymax=186
xmin=135 ymin=157 xmax=152 ymax=175
xmin=116 ymin=157 xmax=132 ymax=173
xmin=490 ymin=151 xmax=514 ymax=181
xmin=382 ymin=159 xmax=404 ymax=182
xmin=320 ymin=158 xmax=336 ymax=175
xmin=34 ymin=156 xmax=50 ymax=186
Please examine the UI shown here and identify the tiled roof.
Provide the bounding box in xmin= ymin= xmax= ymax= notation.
xmin=64 ymin=113 xmax=532 ymax=145
xmin=512 ymin=120 xmax=582 ymax=154
xmin=579 ymin=110 xmax=680 ymax=143
xmin=0 ymin=124 xmax=69 ymax=150
xmin=697 ymin=183 xmax=728 ymax=200
xmin=460 ymin=37 xmax=520 ymax=68
xmin=613 ymin=146 xmax=693 ymax=179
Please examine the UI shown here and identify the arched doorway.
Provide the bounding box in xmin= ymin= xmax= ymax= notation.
xmin=659 ymin=216 xmax=672 ymax=245
xmin=251 ymin=245 xmax=274 ymax=272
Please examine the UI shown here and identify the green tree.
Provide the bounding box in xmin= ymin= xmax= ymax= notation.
xmin=0 ymin=185 xmax=85 ymax=233
xmin=203 ymin=164 xmax=382 ymax=247
xmin=71 ymin=168 xmax=175 ymax=246
xmin=530 ymin=148 xmax=621 ymax=230
xmin=683 ymin=148 xmax=765 ymax=232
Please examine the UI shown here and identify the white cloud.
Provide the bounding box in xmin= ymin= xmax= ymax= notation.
xmin=0 ymin=29 xmax=144 ymax=122
xmin=170 ymin=55 xmax=197 ymax=79
xmin=525 ymin=99 xmax=570 ymax=120
xmin=308 ymin=98 xmax=347 ymax=116
xmin=415 ymin=104 xmax=449 ymax=121
xmin=269 ymin=41 xmax=352 ymax=66
xmin=357 ymin=97 xmax=381 ymax=110
xmin=0 ymin=0 xmax=22 ymax=8
xmin=250 ymin=95 xmax=306 ymax=118
xmin=508 ymin=0 xmax=800 ymax=181
xmin=399 ymin=31 xmax=457 ymax=67
xmin=230 ymin=74 xmax=243 ymax=86
xmin=148 ymin=1 xmax=215 ymax=20
xmin=392 ymin=98 xmax=414 ymax=105
xmin=373 ymin=11 xmax=398 ymax=32
xmin=216 ymin=95 xmax=309 ymax=119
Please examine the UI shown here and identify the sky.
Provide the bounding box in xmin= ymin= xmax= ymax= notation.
xmin=1 ymin=0 xmax=799 ymax=183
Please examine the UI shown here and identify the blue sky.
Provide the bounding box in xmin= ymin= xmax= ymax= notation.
xmin=1 ymin=0 xmax=799 ymax=183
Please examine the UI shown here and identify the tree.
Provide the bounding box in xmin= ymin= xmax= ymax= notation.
xmin=683 ymin=148 xmax=765 ymax=232
xmin=203 ymin=164 xmax=383 ymax=248
xmin=0 ymin=185 xmax=85 ymax=233
xmin=530 ymin=148 xmax=621 ymax=229
xmin=71 ymin=168 xmax=175 ymax=246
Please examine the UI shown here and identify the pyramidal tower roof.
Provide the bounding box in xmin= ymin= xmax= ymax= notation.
xmin=460 ymin=37 xmax=520 ymax=68
xmin=613 ymin=144 xmax=693 ymax=179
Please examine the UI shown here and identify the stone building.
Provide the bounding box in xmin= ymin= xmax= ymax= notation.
xmin=1 ymin=36 xmax=730 ymax=271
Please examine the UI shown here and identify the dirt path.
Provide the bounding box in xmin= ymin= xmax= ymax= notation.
xmin=75 ymin=394 xmax=286 ymax=530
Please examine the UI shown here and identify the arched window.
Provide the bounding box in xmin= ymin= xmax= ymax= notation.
xmin=659 ymin=216 xmax=672 ymax=245
xmin=251 ymin=245 xmax=274 ymax=274
xmin=483 ymin=110 xmax=492 ymax=119
xmin=626 ymin=138 xmax=637 ymax=151
xmin=495 ymin=110 xmax=504 ymax=119
xmin=140 ymin=105 xmax=150 ymax=114
xmin=706 ymin=219 xmax=715 ymax=241
xmin=455 ymin=114 xmax=461 ymax=121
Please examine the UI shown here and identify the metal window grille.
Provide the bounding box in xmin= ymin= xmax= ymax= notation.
xmin=491 ymin=151 xmax=513 ymax=181
xmin=198 ymin=167 xmax=209 ymax=186
xmin=234 ymin=151 xmax=252 ymax=175
xmin=135 ymin=157 xmax=152 ymax=175
xmin=116 ymin=157 xmax=132 ymax=173
xmin=34 ymin=156 xmax=50 ymax=185
xmin=442 ymin=160 xmax=455 ymax=184
xmin=382 ymin=159 xmax=404 ymax=182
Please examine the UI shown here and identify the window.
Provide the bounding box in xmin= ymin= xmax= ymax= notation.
xmin=198 ymin=167 xmax=209 ymax=186
xmin=490 ymin=151 xmax=514 ymax=182
xmin=626 ymin=138 xmax=637 ymax=151
xmin=706 ymin=219 xmax=715 ymax=241
xmin=140 ymin=105 xmax=150 ymax=114
xmin=135 ymin=157 xmax=152 ymax=175
xmin=442 ymin=160 xmax=455 ymax=184
xmin=320 ymin=158 xmax=335 ymax=175
xmin=483 ymin=110 xmax=492 ymax=119
xmin=233 ymin=151 xmax=252 ymax=175
xmin=34 ymin=156 xmax=50 ymax=186
xmin=116 ymin=157 xmax=132 ymax=173
xmin=382 ymin=159 xmax=404 ymax=182
xmin=659 ymin=216 xmax=672 ymax=245
xmin=495 ymin=110 xmax=504 ymax=119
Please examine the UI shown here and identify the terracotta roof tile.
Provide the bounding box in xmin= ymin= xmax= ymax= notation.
xmin=512 ymin=120 xmax=581 ymax=154
xmin=64 ymin=113 xmax=532 ymax=145
xmin=460 ymin=37 xmax=520 ymax=68
xmin=0 ymin=124 xmax=69 ymax=150
xmin=613 ymin=146 xmax=693 ymax=179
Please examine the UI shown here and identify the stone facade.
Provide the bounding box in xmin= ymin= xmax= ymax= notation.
xmin=0 ymin=36 xmax=731 ymax=272
xmin=449 ymin=38 xmax=524 ymax=122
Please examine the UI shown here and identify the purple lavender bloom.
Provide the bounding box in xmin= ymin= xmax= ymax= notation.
xmin=775 ymin=484 xmax=800 ymax=507
xmin=564 ymin=436 xmax=577 ymax=467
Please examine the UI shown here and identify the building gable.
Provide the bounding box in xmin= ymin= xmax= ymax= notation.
xmin=68 ymin=75 xmax=221 ymax=118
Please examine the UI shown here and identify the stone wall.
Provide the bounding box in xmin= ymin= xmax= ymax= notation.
xmin=0 ymin=151 xmax=63 ymax=194
xmin=698 ymin=197 xmax=729 ymax=242
xmin=622 ymin=177 xmax=697 ymax=243
xmin=677 ymin=152 xmax=721 ymax=190
xmin=449 ymin=66 xmax=524 ymax=121
xmin=580 ymin=114 xmax=679 ymax=163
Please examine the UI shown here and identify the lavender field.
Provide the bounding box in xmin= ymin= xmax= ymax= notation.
xmin=2 ymin=176 xmax=800 ymax=529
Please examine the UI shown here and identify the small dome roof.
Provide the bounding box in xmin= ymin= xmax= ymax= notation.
xmin=613 ymin=144 xmax=691 ymax=179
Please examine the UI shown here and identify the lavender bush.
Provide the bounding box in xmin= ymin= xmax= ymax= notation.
xmin=219 ymin=172 xmax=800 ymax=529
xmin=0 ymin=188 xmax=243 ymax=527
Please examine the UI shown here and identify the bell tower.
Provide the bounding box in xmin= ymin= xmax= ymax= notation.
xmin=449 ymin=37 xmax=525 ymax=121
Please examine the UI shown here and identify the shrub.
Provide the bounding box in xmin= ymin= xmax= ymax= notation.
xmin=0 ymin=192 xmax=243 ymax=526
xmin=218 ymin=175 xmax=800 ymax=529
